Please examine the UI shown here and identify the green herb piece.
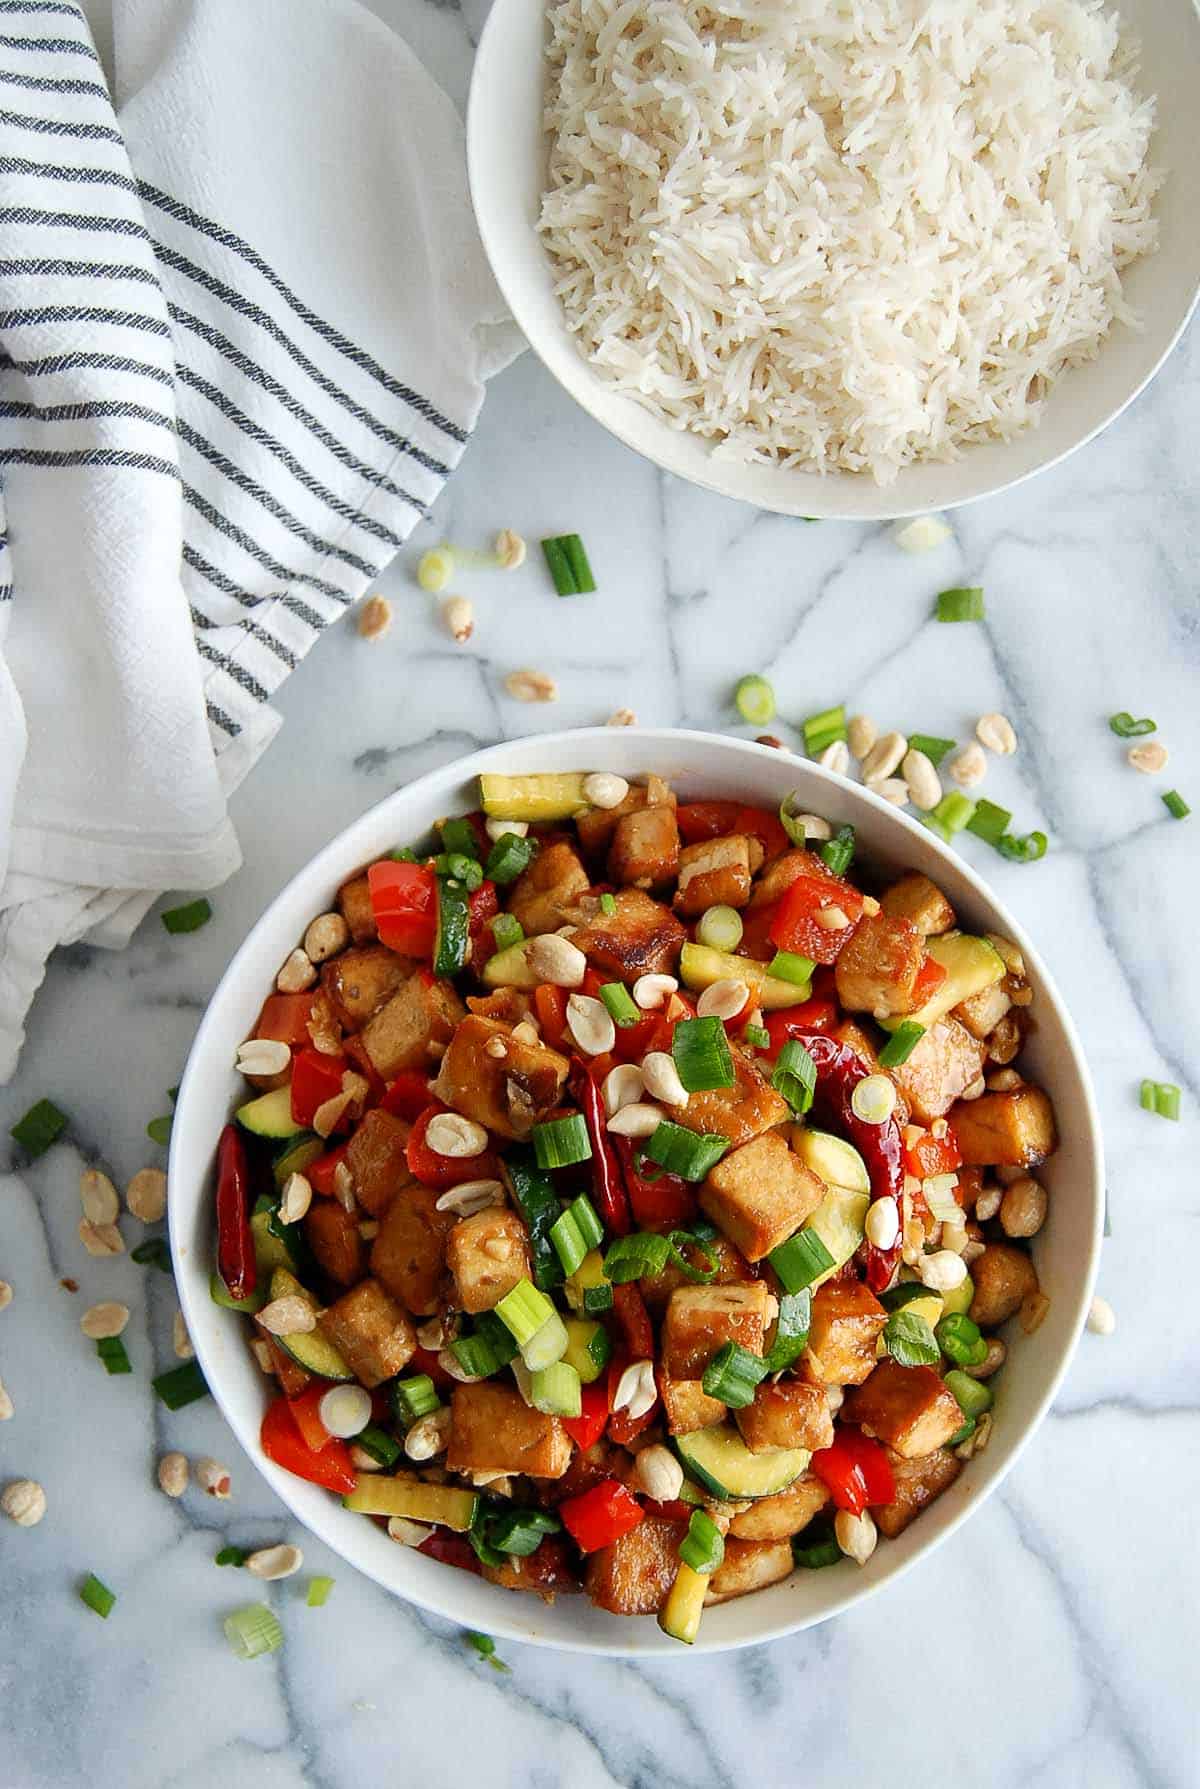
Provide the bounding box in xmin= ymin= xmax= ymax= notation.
xmin=96 ymin=1336 xmax=132 ymax=1376
xmin=928 ymin=792 xmax=976 ymax=836
xmin=10 ymin=1098 xmax=68 ymax=1159
xmin=1140 ymin=1079 xmax=1181 ymax=1121
xmin=439 ymin=816 xmax=482 ymax=861
xmin=433 ymin=852 xmax=483 ymax=893
xmin=666 ymin=1230 xmax=719 ymax=1285
xmin=772 ymin=1040 xmax=816 ymax=1116
xmin=550 ymin=1196 xmax=602 ymax=1279
xmin=465 ymin=1630 xmax=510 ymax=1673
xmin=819 ymin=824 xmax=855 ymax=877
xmin=1163 ymin=790 xmax=1190 ymax=820
xmin=392 ymin=1374 xmax=441 ymax=1427
xmin=701 ymin=1341 xmax=768 ymax=1409
xmin=743 ymin=1024 xmax=771 ymax=1050
xmin=672 ymin=1016 xmax=734 ymax=1093
xmin=944 ymin=1369 xmax=993 ymax=1420
xmin=531 ymin=1114 xmax=592 ymax=1171
xmin=735 ymin=674 xmax=776 ymax=727
xmin=642 ymin=1122 xmax=728 ymax=1182
xmin=935 ymin=1312 xmax=989 ymax=1369
xmin=495 ymin=1279 xmax=557 ymax=1348
xmin=152 ymin=1359 xmax=209 ymax=1410
xmin=598 ymin=892 xmax=617 ymax=916
xmin=599 ymin=982 xmax=640 ymax=1028
xmin=485 ymin=832 xmax=535 ymax=886
xmin=768 ymin=1227 xmax=835 ymax=1294
xmin=215 ymin=1545 xmax=249 ymax=1567
xmin=388 ymin=846 xmax=418 ymax=863
xmin=486 ymin=1509 xmax=561 ymax=1557
xmin=996 ymin=830 xmax=1048 ymax=863
xmin=223 ymin=1604 xmax=284 ymax=1661
xmin=802 ymin=704 xmax=847 ymax=758
xmin=906 ymin=734 xmax=956 ymax=767
xmin=935 ymin=586 xmax=984 ymax=622
xmin=882 ymin=1309 xmax=940 ymax=1367
xmin=131 ymin=1237 xmax=172 ymax=1273
xmin=762 ymin=1288 xmax=812 ymax=1373
xmin=306 ymin=1576 xmax=335 ymax=1607
xmin=541 ymin=533 xmax=595 ymax=596
xmin=80 ymin=1573 xmax=117 ymax=1619
xmin=602 ymin=1232 xmax=672 ymax=1284
xmin=767 ymin=951 xmax=815 ymax=989
xmin=490 ymin=912 xmax=524 ymax=954
xmin=965 ymin=799 xmax=1012 ymax=847
xmin=161 ymin=898 xmax=212 ymax=935
xmin=696 ymin=904 xmax=743 ymax=953
xmin=1108 ymin=712 xmax=1156 ymax=738
xmin=679 ymin=1508 xmax=725 ymax=1575
xmin=792 ymin=1516 xmax=842 ymax=1569
xmin=877 ymin=1021 xmax=925 ymax=1068
xmin=146 ymin=1114 xmax=173 ymax=1146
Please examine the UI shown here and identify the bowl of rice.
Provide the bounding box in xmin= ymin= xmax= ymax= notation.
xmin=467 ymin=0 xmax=1200 ymax=518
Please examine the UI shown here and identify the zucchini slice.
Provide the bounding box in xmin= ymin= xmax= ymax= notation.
xmin=791 ymin=1127 xmax=870 ymax=1197
xmin=879 ymin=932 xmax=1004 ymax=1032
xmin=803 ymin=1185 xmax=869 ymax=1287
xmin=479 ymin=773 xmax=589 ymax=823
xmin=679 ymin=942 xmax=803 ymax=1012
xmin=659 ymin=1562 xmax=708 ymax=1645
xmin=236 ymin=1085 xmax=302 ymax=1140
xmin=480 ymin=939 xmax=540 ymax=990
xmin=342 ymin=1475 xmax=479 ymax=1530
xmin=272 ymin=1134 xmax=324 ymax=1189
xmin=673 ymin=1424 xmax=810 ymax=1501
xmin=268 ymin=1267 xmax=354 ymax=1382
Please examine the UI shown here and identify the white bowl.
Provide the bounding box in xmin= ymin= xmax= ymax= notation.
xmin=171 ymin=730 xmax=1103 ymax=1654
xmin=467 ymin=0 xmax=1200 ymax=520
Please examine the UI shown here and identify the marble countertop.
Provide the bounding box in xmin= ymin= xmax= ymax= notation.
xmin=5 ymin=6 xmax=1200 ymax=1786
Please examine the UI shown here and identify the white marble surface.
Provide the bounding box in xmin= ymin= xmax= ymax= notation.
xmin=4 ymin=5 xmax=1200 ymax=1786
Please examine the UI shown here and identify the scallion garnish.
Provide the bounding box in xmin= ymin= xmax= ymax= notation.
xmin=488 ymin=1508 xmax=562 ymax=1556
xmin=965 ymin=798 xmax=1012 ymax=846
xmin=877 ymin=1021 xmax=925 ymax=1068
xmin=679 ymin=1509 xmax=725 ymax=1575
xmin=465 ymin=1630 xmax=511 ymax=1673
xmin=665 ymin=1229 xmax=719 ymax=1285
xmin=131 ymin=1237 xmax=172 ymax=1272
xmin=392 ymin=1374 xmax=441 ymax=1427
xmin=215 ymin=1545 xmax=249 ymax=1567
xmin=152 ymin=1359 xmax=209 ymax=1409
xmin=906 ymin=734 xmax=956 ymax=767
xmin=762 ymin=1288 xmax=812 ymax=1372
xmin=935 ymin=586 xmax=984 ymax=623
xmin=779 ymin=790 xmax=813 ymax=848
xmin=495 ymin=1279 xmax=557 ymax=1347
xmin=550 ymin=1194 xmax=604 ymax=1277
xmin=735 ymin=674 xmax=776 ymax=726
xmin=541 ymin=533 xmax=595 ymax=596
xmin=161 ymin=898 xmax=212 ymax=935
xmin=701 ymin=1340 xmax=768 ymax=1409
xmin=223 ymin=1604 xmax=284 ymax=1661
xmin=802 ymin=704 xmax=847 ymax=758
xmin=772 ymin=1040 xmax=816 ymax=1116
xmin=1140 ymin=1079 xmax=1181 ymax=1121
xmin=602 ymin=1231 xmax=672 ymax=1283
xmin=439 ymin=816 xmax=482 ymax=861
xmin=768 ymin=1227 xmax=835 ymax=1294
xmin=792 ymin=1517 xmax=842 ymax=1569
xmin=695 ymin=904 xmax=743 ymax=953
xmin=306 ymin=1576 xmax=335 ymax=1607
xmin=79 ymin=1573 xmax=117 ymax=1619
xmin=672 ymin=1016 xmax=734 ymax=1093
xmin=643 ymin=1121 xmax=729 ymax=1182
xmin=450 ymin=1331 xmax=503 ymax=1379
xmin=767 ymin=950 xmax=815 ymax=988
xmin=531 ymin=1113 xmax=592 ymax=1170
xmin=996 ymin=830 xmax=1048 ymax=863
xmin=433 ymin=851 xmax=484 ymax=892
xmin=146 ymin=1114 xmax=173 ymax=1146
xmin=743 ymin=1024 xmax=771 ymax=1050
xmin=389 ymin=846 xmax=418 ymax=863
xmin=882 ymin=1309 xmax=940 ymax=1367
xmin=926 ymin=792 xmax=976 ymax=837
xmin=598 ymin=892 xmax=617 ymax=916
xmin=1109 ymin=712 xmax=1156 ymax=738
xmin=485 ymin=832 xmax=535 ymax=885
xmin=1163 ymin=790 xmax=1190 ymax=820
xmin=96 ymin=1336 xmax=132 ymax=1376
xmin=490 ymin=912 xmax=524 ymax=954
xmin=599 ymin=982 xmax=640 ymax=1028
xmin=9 ymin=1097 xmax=68 ymax=1159
xmin=819 ymin=824 xmax=855 ymax=877
xmin=935 ymin=1312 xmax=988 ymax=1369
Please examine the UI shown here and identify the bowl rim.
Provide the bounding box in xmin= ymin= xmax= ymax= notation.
xmin=170 ymin=728 xmax=1105 ymax=1654
xmin=466 ymin=0 xmax=1200 ymax=520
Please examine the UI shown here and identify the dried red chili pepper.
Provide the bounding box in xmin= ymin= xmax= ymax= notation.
xmin=215 ymin=1122 xmax=256 ymax=1303
xmin=568 ymin=1059 xmax=631 ymax=1236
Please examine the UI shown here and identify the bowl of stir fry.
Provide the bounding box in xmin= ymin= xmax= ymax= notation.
xmin=171 ymin=730 xmax=1102 ymax=1652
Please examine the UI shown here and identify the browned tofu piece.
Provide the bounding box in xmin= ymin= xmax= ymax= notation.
xmin=337 ymin=872 xmax=377 ymax=944
xmin=679 ymin=1047 xmax=789 ymax=1149
xmin=705 ymin=1537 xmax=794 ymax=1604
xmin=953 ymin=981 xmax=1013 ymax=1040
xmin=843 ymin=1359 xmax=963 ymax=1458
xmin=318 ymin=1278 xmax=415 ymax=1387
xmin=359 ymin=973 xmax=465 ymax=1079
xmin=747 ymin=848 xmax=820 ymax=911
xmin=584 ymin=1513 xmax=687 ymax=1616
xmin=370 ymin=1183 xmax=456 ymax=1315
xmin=879 ymin=873 xmax=956 ymax=936
xmin=700 ymin=1131 xmax=824 ymax=1262
xmin=831 ymin=1020 xmax=911 ymax=1126
xmin=735 ymin=1380 xmax=834 ymax=1454
xmin=506 ymin=840 xmax=590 ymax=936
xmin=466 ymin=986 xmax=533 ymax=1025
xmin=575 ymin=782 xmax=649 ymax=857
xmin=303 ymin=1198 xmax=365 ymax=1287
xmin=803 ymin=1281 xmax=888 ymax=1387
xmin=729 ymin=1471 xmax=830 ymax=1540
xmin=659 ymin=1375 xmax=727 ymax=1436
xmin=303 ymin=988 xmax=343 ymax=1060
xmin=662 ymin=1282 xmax=771 ymax=1380
xmin=345 ymin=1108 xmax=417 ymax=1217
xmin=873 ymin=1445 xmax=963 ymax=1537
xmin=889 ymin=1018 xmax=987 ymax=1124
xmin=951 ymin=1086 xmax=1057 ymax=1167
xmin=674 ymin=835 xmax=753 ymax=917
xmin=445 ymin=1208 xmax=531 ymax=1313
xmin=835 ymin=913 xmax=925 ymax=1019
xmin=969 ymin=1242 xmax=1039 ymax=1328
xmin=431 ymin=1013 xmax=568 ymax=1140
xmin=640 ymin=1235 xmax=757 ymax=1314
xmin=609 ymin=804 xmax=680 ymax=893
xmin=321 ymin=944 xmax=411 ymax=1032
xmin=566 ymin=888 xmax=686 ymax=982
xmin=445 ymin=1381 xmax=571 ymax=1479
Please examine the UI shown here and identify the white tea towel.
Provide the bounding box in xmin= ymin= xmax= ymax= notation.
xmin=0 ymin=0 xmax=521 ymax=1080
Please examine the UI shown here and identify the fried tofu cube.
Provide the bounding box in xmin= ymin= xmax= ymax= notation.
xmin=659 ymin=1375 xmax=727 ymax=1436
xmin=303 ymin=1198 xmax=365 ymax=1287
xmin=969 ymin=1242 xmax=1039 ymax=1328
xmin=575 ymin=782 xmax=649 ymax=857
xmin=699 ymin=1131 xmax=823 ymax=1261
xmin=729 ymin=1471 xmax=830 ymax=1541
xmin=873 ymin=1445 xmax=963 ymax=1537
xmin=705 ymin=1537 xmax=794 ymax=1604
xmin=321 ymin=944 xmax=411 ymax=1032
xmin=951 ymin=1085 xmax=1057 ymax=1167
xmin=359 ymin=973 xmax=465 ymax=1080
xmin=953 ymin=981 xmax=1013 ymax=1040
xmin=674 ymin=835 xmax=753 ymax=917
xmin=843 ymin=1359 xmax=964 ymax=1458
xmin=432 ymin=1013 xmax=568 ymax=1140
xmin=445 ymin=1381 xmax=571 ymax=1479
xmin=680 ymin=1047 xmax=790 ymax=1150
xmin=566 ymin=888 xmax=686 ymax=982
xmin=506 ymin=840 xmax=590 ymax=936
xmin=346 ymin=1108 xmax=417 ymax=1217
xmin=318 ymin=1278 xmax=415 ymax=1387
xmin=466 ymin=986 xmax=533 ymax=1025
xmin=445 ymin=1208 xmax=531 ymax=1313
xmin=747 ymin=849 xmax=816 ymax=911
xmin=640 ymin=1234 xmax=757 ymax=1314
xmin=370 ymin=1183 xmax=456 ymax=1315
xmin=835 ymin=913 xmax=925 ymax=1019
xmin=609 ymin=804 xmax=680 ymax=892
xmin=337 ymin=872 xmax=377 ymax=943
xmin=735 ymin=1380 xmax=834 ymax=1454
xmin=802 ymin=1280 xmax=888 ymax=1387
xmin=879 ymin=873 xmax=956 ymax=936
xmin=662 ymin=1282 xmax=771 ymax=1380
xmin=889 ymin=1018 xmax=987 ymax=1124
xmin=584 ymin=1513 xmax=688 ymax=1615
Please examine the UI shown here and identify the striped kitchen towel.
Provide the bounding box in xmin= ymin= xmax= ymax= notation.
xmin=0 ymin=0 xmax=520 ymax=1079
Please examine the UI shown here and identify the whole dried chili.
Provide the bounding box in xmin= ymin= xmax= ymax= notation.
xmin=215 ymin=1122 xmax=256 ymax=1303
xmin=568 ymin=1059 xmax=631 ymax=1236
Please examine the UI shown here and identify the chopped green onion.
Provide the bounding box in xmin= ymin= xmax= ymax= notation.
xmin=1140 ymin=1079 xmax=1181 ymax=1121
xmin=666 ymin=1230 xmax=719 ymax=1285
xmin=392 ymin=1374 xmax=441 ymax=1427
xmin=541 ymin=533 xmax=596 ymax=596
xmin=495 ymin=1279 xmax=556 ymax=1348
xmin=996 ymin=830 xmax=1048 ymax=863
xmin=152 ymin=1359 xmax=209 ymax=1409
xmin=570 ymin=1193 xmax=603 ymax=1250
xmin=734 ymin=674 xmax=776 ymax=726
xmin=792 ymin=1516 xmax=842 ymax=1569
xmin=779 ymin=791 xmax=814 ymax=847
xmin=966 ymin=798 xmax=1012 ymax=846
xmin=743 ymin=1024 xmax=771 ymax=1050
xmin=679 ymin=1509 xmax=725 ymax=1575
xmin=599 ymin=982 xmax=641 ymax=1028
xmin=439 ymin=816 xmax=481 ymax=861
xmin=507 ymin=1153 xmax=565 ymax=1291
xmin=878 ymin=1022 xmax=925 ymax=1068
xmin=672 ymin=1016 xmax=734 ymax=1093
xmin=944 ymin=1369 xmax=994 ymax=1420
xmin=9 ymin=1097 xmax=68 ymax=1158
xmin=388 ymin=846 xmax=418 ymax=863
xmin=882 ymin=1310 xmax=940 ymax=1367
xmin=1163 ymin=790 xmax=1190 ymax=820
xmin=598 ymin=892 xmax=617 ymax=917
xmin=772 ymin=1040 xmax=816 ymax=1116
xmin=701 ymin=1341 xmax=768 ymax=1409
xmin=643 ymin=1122 xmax=729 ymax=1182
xmin=602 ymin=1232 xmax=672 ymax=1284
xmin=433 ymin=852 xmax=483 ymax=892
xmin=349 ymin=1421 xmax=399 ymax=1468
xmin=79 ymin=1573 xmax=117 ymax=1619
xmin=766 ymin=950 xmax=815 ymax=989
xmin=215 ymin=1546 xmax=248 ymax=1567
xmin=936 ymin=586 xmax=984 ymax=622
xmin=485 ymin=832 xmax=535 ymax=885
xmin=487 ymin=1508 xmax=561 ymax=1556
xmin=465 ymin=1630 xmax=510 ymax=1673
xmin=819 ymin=824 xmax=855 ymax=877
xmin=935 ymin=1312 xmax=988 ymax=1369
xmin=306 ymin=1576 xmax=335 ymax=1607
xmin=450 ymin=1330 xmax=505 ymax=1379
xmin=581 ymin=1279 xmax=614 ymax=1315
xmin=1109 ymin=712 xmax=1156 ymax=738
xmin=768 ymin=1227 xmax=835 ymax=1294
xmin=762 ymin=1288 xmax=812 ymax=1373
xmin=520 ymin=1311 xmax=569 ymax=1372
xmin=802 ymin=704 xmax=847 ymax=758
xmin=696 ymin=904 xmax=743 ymax=953
xmin=147 ymin=1114 xmax=173 ymax=1146
xmin=417 ymin=547 xmax=455 ymax=592
xmin=161 ymin=898 xmax=212 ymax=935
xmin=531 ymin=1113 xmax=592 ymax=1170
xmin=947 ymin=1414 xmax=976 ymax=1449
xmin=490 ymin=912 xmax=524 ymax=954
xmin=223 ymin=1604 xmax=284 ymax=1661
xmin=549 ymin=1206 xmax=589 ymax=1278
xmin=927 ymin=792 xmax=976 ymax=837
xmin=132 ymin=1237 xmax=173 ymax=1273
xmin=529 ymin=1359 xmax=582 ymax=1417
xmin=96 ymin=1336 xmax=132 ymax=1376
xmin=906 ymin=734 xmax=956 ymax=767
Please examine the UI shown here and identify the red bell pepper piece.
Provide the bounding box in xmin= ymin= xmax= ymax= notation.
xmin=290 ymin=1048 xmax=350 ymax=1129
xmin=911 ymin=953 xmax=948 ymax=1004
xmin=215 ymin=1123 xmax=256 ymax=1303
xmin=676 ymin=801 xmax=744 ymax=842
xmin=255 ymin=992 xmax=315 ymax=1048
xmin=417 ymin=1530 xmax=483 ymax=1575
xmin=568 ymin=1059 xmax=632 ymax=1235
xmin=769 ymin=866 xmax=865 ymax=965
xmin=762 ymin=1000 xmax=839 ymax=1058
xmin=614 ymin=1136 xmax=695 ymax=1231
xmin=367 ymin=859 xmax=437 ymax=957
xmin=467 ymin=880 xmax=500 ymax=937
xmin=903 ymin=1127 xmax=963 ymax=1180
xmin=267 ymin=1338 xmax=312 ymax=1399
xmin=811 ymin=1426 xmax=895 ymax=1516
xmin=533 ymin=983 xmax=570 ymax=1052
xmin=379 ymin=1069 xmax=434 ymax=1122
xmin=260 ymin=1395 xmax=357 ymax=1493
xmin=406 ymin=1104 xmax=502 ymax=1191
xmin=286 ymin=1382 xmax=333 ymax=1454
xmin=307 ymin=1139 xmax=351 ymax=1197
xmin=562 ymin=1376 xmax=612 ymax=1450
xmin=559 ymin=1477 xmax=645 ymax=1553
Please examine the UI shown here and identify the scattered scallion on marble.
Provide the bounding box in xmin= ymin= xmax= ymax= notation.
xmin=1140 ymin=1080 xmax=1181 ymax=1121
xmin=1109 ymin=712 xmax=1156 ymax=737
xmin=80 ymin=1574 xmax=117 ymax=1619
xmin=9 ymin=1097 xmax=68 ymax=1159
xmin=936 ymin=586 xmax=985 ymax=622
xmin=224 ymin=1604 xmax=284 ymax=1660
xmin=1162 ymin=790 xmax=1189 ymax=820
xmin=735 ymin=674 xmax=776 ymax=726
xmin=161 ymin=898 xmax=212 ymax=935
xmin=465 ymin=1630 xmax=510 ymax=1673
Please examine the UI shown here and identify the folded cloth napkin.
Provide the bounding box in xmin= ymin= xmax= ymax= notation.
xmin=0 ymin=0 xmax=520 ymax=1080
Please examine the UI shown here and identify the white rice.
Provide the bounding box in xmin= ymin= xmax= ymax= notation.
xmin=538 ymin=0 xmax=1161 ymax=483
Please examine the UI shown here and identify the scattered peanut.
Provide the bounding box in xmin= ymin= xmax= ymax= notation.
xmin=80 ymin=1167 xmax=119 ymax=1227
xmin=607 ymin=1102 xmax=664 ymax=1139
xmin=835 ymin=1508 xmax=878 ymax=1565
xmin=194 ymin=1458 xmax=232 ymax=1499
xmin=276 ymin=948 xmax=317 ymax=994
xmin=976 ymin=712 xmax=1017 ymax=756
xmin=861 ymin=731 xmax=907 ymax=783
xmin=126 ymin=1167 xmax=167 ymax=1224
xmin=504 ymin=669 xmax=557 ymax=703
xmin=173 ymin=1309 xmax=194 ymax=1359
xmin=999 ymin=1177 xmax=1048 ymax=1238
xmin=333 ymin=1161 xmax=358 ymax=1212
xmin=871 ymin=778 xmax=910 ymax=807
xmin=528 ymin=932 xmax=587 ymax=988
xmin=388 ymin=1516 xmax=433 ymax=1546
xmin=1019 ymin=1290 xmax=1051 ymax=1335
xmin=918 ymin=1250 xmax=968 ymax=1293
xmin=157 ymin=1452 xmax=188 ymax=1498
xmin=80 ymin=1301 xmax=130 ymax=1340
xmin=634 ymin=1445 xmax=684 ymax=1504
xmin=2 ymin=1479 xmax=46 ymax=1526
xmin=818 ymin=740 xmax=850 ymax=776
xmin=279 ymin=1172 xmax=313 ymax=1225
xmin=847 ymin=714 xmax=877 ymax=760
xmin=1087 ymin=1295 xmax=1116 ymax=1336
xmin=582 ymin=772 xmax=629 ymax=810
xmin=632 ymin=973 xmax=677 ymax=1010
xmin=567 ymin=993 xmax=617 ymax=1057
xmin=974 ymin=1183 xmax=1003 ymax=1222
xmin=304 ymin=912 xmax=350 ymax=963
xmin=441 ymin=595 xmax=474 ymax=643
xmin=246 ymin=1544 xmax=304 ymax=1581
xmin=947 ymin=741 xmax=987 ymax=788
xmin=696 ymin=978 xmax=750 ymax=1022
xmin=640 ymin=1051 xmax=690 ymax=1108
xmin=425 ymin=1112 xmax=490 ymax=1158
xmin=1128 ymin=741 xmax=1168 ymax=775
xmin=815 ymin=905 xmax=851 ymax=931
xmin=357 ymin=593 xmax=392 ymax=640
xmin=434 ymin=1179 xmax=506 ymax=1216
xmin=0 ymin=1378 xmax=12 ymax=1422
xmin=607 ymin=708 xmax=637 ymax=727
xmin=902 ymin=748 xmax=942 ymax=812
xmin=79 ymin=1220 xmax=124 ymax=1258
xmin=602 ymin=1062 xmax=644 ymax=1117
xmin=0 ymin=1281 xmax=11 ymax=1311
xmin=612 ymin=1359 xmax=656 ymax=1420
xmin=404 ymin=1408 xmax=453 ymax=1461
xmin=494 ymin=529 xmax=527 ymax=570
